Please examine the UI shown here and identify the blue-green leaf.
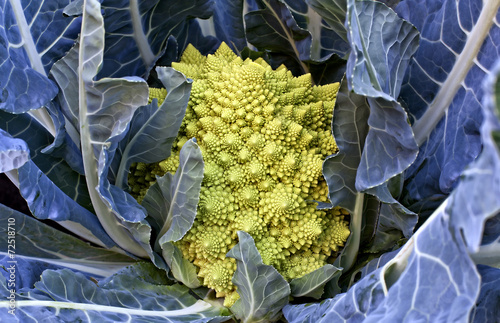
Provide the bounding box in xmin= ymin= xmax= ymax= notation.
xmin=356 ymin=97 xmax=418 ymax=190
xmin=63 ymin=0 xmax=83 ymax=16
xmin=76 ymin=0 xmax=150 ymax=257
xmin=322 ymin=81 xmax=414 ymax=272
xmin=306 ymin=0 xmax=346 ymax=41
xmin=359 ymin=248 xmax=400 ymax=278
xmin=0 ymin=253 xmax=99 ymax=294
xmin=0 ymin=0 xmax=80 ymax=114
xmin=346 ymin=0 xmax=419 ymax=101
xmin=0 ymin=129 xmax=29 ymax=172
xmin=289 ymin=264 xmax=340 ymax=299
xmin=95 ymin=0 xmax=215 ymax=79
xmin=161 ymin=242 xmax=202 ymax=289
xmin=0 ymin=263 xmax=229 ymax=322
xmin=447 ymin=59 xmax=500 ymax=252
xmin=345 ymin=0 xmax=419 ymax=190
xmin=211 ymin=0 xmax=247 ymax=52
xmin=0 ymin=203 xmax=134 ymax=278
xmin=98 ymin=261 xmax=172 ymax=287
xmin=141 ymin=139 xmax=204 ymax=287
xmin=363 ymin=182 xmax=417 ymax=253
xmin=282 ymin=0 xmax=349 ymax=59
xmin=0 ymin=109 xmax=92 ymax=212
xmin=283 ymin=268 xmax=385 ymax=322
xmin=323 ymin=81 xmax=369 ymax=212
xmin=49 ymin=40 xmax=81 ymax=136
xmin=471 ymin=265 xmax=500 ymax=323
xmin=321 ymin=81 xmax=369 ymax=273
xmin=17 ymin=161 xmax=115 ymax=248
xmin=363 ymin=202 xmax=416 ymax=253
xmin=284 ymin=202 xmax=481 ymax=322
xmin=305 ymin=0 xmax=350 ymax=57
xmin=113 ymin=67 xmax=192 ymax=189
xmin=398 ymin=0 xmax=499 ymax=216
xmin=245 ymin=0 xmax=311 ymax=75
xmin=227 ymin=231 xmax=290 ymax=323
xmin=142 ymin=139 xmax=204 ymax=248
xmin=0 ymin=0 xmax=83 ymax=172
xmin=173 ymin=19 xmax=220 ymax=58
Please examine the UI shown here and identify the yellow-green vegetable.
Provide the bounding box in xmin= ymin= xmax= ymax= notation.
xmin=129 ymin=42 xmax=350 ymax=306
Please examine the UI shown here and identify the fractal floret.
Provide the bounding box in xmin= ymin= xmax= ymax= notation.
xmin=129 ymin=42 xmax=350 ymax=306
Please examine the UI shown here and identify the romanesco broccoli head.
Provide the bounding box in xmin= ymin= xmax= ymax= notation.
xmin=129 ymin=42 xmax=350 ymax=307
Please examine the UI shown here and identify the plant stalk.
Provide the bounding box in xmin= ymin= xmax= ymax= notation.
xmin=78 ymin=0 xmax=148 ymax=258
xmin=412 ymin=0 xmax=500 ymax=146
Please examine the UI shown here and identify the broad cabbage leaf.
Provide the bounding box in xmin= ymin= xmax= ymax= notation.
xmin=227 ymin=231 xmax=291 ymax=323
xmin=0 ymin=204 xmax=134 ymax=276
xmin=0 ymin=262 xmax=229 ymax=322
xmin=398 ymin=0 xmax=500 ymax=216
xmin=284 ymin=25 xmax=500 ymax=322
xmin=0 ymin=129 xmax=29 ymax=172
xmin=284 ymin=200 xmax=481 ymax=322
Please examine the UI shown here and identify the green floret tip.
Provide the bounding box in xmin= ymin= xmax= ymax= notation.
xmin=128 ymin=42 xmax=349 ymax=307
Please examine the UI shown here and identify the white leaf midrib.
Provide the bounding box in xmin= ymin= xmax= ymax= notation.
xmin=0 ymin=299 xmax=213 ymax=317
xmin=412 ymin=0 xmax=500 ymax=146
xmin=9 ymin=0 xmax=58 ymax=137
xmin=78 ymin=0 xmax=148 ymax=258
xmin=130 ymin=0 xmax=155 ymax=69
xmin=8 ymin=0 xmax=46 ymax=75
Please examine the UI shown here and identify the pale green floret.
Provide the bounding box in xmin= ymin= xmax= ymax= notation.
xmin=231 ymin=209 xmax=266 ymax=241
xmin=256 ymin=236 xmax=285 ymax=267
xmin=128 ymin=42 xmax=349 ymax=307
xmin=281 ymin=250 xmax=326 ymax=280
xmin=148 ymin=88 xmax=167 ymax=105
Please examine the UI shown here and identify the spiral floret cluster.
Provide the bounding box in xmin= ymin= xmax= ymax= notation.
xmin=129 ymin=42 xmax=350 ymax=306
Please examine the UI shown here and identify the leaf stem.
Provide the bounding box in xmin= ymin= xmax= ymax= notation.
xmin=339 ymin=192 xmax=364 ymax=272
xmin=79 ymin=92 xmax=148 ymax=257
xmin=9 ymin=0 xmax=46 ymax=74
xmin=130 ymin=0 xmax=156 ymax=73
xmin=306 ymin=6 xmax=323 ymax=61
xmin=348 ymin=1 xmax=383 ymax=93
xmin=78 ymin=0 xmax=148 ymax=258
xmin=4 ymin=169 xmax=118 ymax=249
xmin=57 ymin=220 xmax=111 ymax=249
xmin=263 ymin=0 xmax=310 ymax=75
xmin=470 ymin=240 xmax=500 ymax=267
xmin=0 ymin=300 xmax=215 ymax=316
xmin=0 ymin=252 xmax=133 ymax=277
xmin=412 ymin=0 xmax=500 ymax=146
xmin=28 ymin=109 xmax=57 ymax=138
xmin=4 ymin=169 xmax=19 ymax=188
xmin=380 ymin=198 xmax=449 ymax=293
xmin=9 ymin=0 xmax=60 ymax=137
